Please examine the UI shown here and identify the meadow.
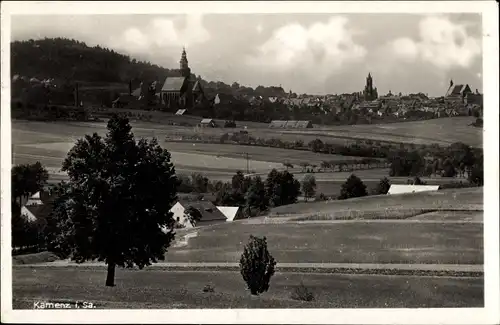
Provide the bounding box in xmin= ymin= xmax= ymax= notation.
xmin=165 ymin=221 xmax=483 ymax=265
xmin=12 ymin=119 xmax=474 ymax=191
xmin=291 ymin=116 xmax=483 ymax=148
xmin=12 ymin=267 xmax=483 ymax=308
xmin=270 ymin=187 xmax=483 ymax=215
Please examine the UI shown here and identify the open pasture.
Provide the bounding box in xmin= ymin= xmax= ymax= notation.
xmin=12 ymin=267 xmax=483 ymax=308
xmin=165 ymin=220 xmax=483 ymax=265
xmin=12 ymin=120 xmax=381 ymax=180
xmin=162 ymin=142 xmax=363 ymax=165
xmin=287 ymin=117 xmax=482 ymax=148
xmin=271 ymin=187 xmax=483 ymax=216
xmin=14 ymin=141 xmax=283 ymax=175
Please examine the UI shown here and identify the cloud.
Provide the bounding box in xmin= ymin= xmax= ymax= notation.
xmin=246 ymin=16 xmax=366 ymax=81
xmin=390 ymin=15 xmax=481 ymax=70
xmin=112 ymin=15 xmax=211 ymax=56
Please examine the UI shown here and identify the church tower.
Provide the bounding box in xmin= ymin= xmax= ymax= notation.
xmin=179 ymin=47 xmax=191 ymax=78
xmin=363 ymin=72 xmax=378 ymax=101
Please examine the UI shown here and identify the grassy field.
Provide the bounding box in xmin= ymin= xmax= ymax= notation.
xmin=12 ymin=120 xmax=389 ymax=184
xmin=165 ymin=220 xmax=483 ymax=265
xmin=271 ymin=187 xmax=483 ymax=215
xmin=162 ymin=142 xmax=364 ymax=165
xmin=12 ymin=267 xmax=483 ymax=308
xmin=291 ymin=117 xmax=483 ymax=148
xmin=12 ymin=116 xmax=482 ymax=148
xmin=12 ymin=120 xmax=471 ymax=192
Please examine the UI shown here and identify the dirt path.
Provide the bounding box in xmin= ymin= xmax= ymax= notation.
xmin=16 ymin=260 xmax=483 ymax=273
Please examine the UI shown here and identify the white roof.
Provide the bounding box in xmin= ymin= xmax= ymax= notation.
xmin=216 ymin=206 xmax=240 ymax=221
xmin=387 ymin=184 xmax=440 ymax=195
xmin=175 ymin=109 xmax=186 ymax=115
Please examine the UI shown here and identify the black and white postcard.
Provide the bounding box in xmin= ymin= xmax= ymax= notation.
xmin=1 ymin=1 xmax=498 ymax=324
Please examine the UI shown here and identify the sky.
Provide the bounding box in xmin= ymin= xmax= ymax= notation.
xmin=11 ymin=13 xmax=483 ymax=96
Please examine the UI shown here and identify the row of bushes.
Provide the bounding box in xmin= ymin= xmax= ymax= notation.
xmin=12 ymin=103 xmax=96 ymax=122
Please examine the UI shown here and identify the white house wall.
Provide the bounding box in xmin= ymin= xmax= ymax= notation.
xmin=170 ymin=202 xmax=194 ymax=229
xmin=388 ymin=184 xmax=440 ymax=195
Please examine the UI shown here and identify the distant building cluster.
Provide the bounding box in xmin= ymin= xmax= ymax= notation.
xmin=205 ymin=72 xmax=483 ymax=120
xmin=11 ymin=46 xmax=484 ymax=121
xmin=269 ymin=120 xmax=313 ymax=129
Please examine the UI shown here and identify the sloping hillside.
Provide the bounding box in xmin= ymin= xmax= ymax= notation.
xmin=11 ymin=38 xmax=179 ymax=84
xmin=270 ymin=187 xmax=483 ymax=216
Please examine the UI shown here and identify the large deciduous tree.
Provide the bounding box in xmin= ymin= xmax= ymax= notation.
xmin=301 ymin=174 xmax=317 ymax=201
xmin=50 ymin=115 xmax=178 ymax=286
xmin=265 ymin=169 xmax=301 ymax=207
xmin=184 ymin=206 xmax=203 ymax=226
xmin=11 ymin=162 xmax=49 ymax=205
xmin=244 ymin=176 xmax=268 ymax=217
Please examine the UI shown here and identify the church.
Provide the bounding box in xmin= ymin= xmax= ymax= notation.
xmin=126 ymin=48 xmax=206 ymax=111
xmin=159 ymin=48 xmax=206 ymax=110
xmin=363 ymin=73 xmax=378 ymax=101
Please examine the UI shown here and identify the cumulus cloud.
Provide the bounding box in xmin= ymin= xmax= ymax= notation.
xmin=246 ymin=16 xmax=366 ymax=80
xmin=390 ymin=15 xmax=481 ymax=70
xmin=112 ymin=15 xmax=210 ymax=55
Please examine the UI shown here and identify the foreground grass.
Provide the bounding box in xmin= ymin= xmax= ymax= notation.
xmin=12 ymin=268 xmax=483 ymax=309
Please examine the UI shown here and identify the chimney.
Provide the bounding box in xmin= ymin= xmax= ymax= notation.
xmin=476 ymin=89 xmax=479 ymax=94
xmin=129 ymin=80 xmax=132 ymax=96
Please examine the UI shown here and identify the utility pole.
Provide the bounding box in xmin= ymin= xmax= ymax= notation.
xmin=244 ymin=152 xmax=250 ymax=174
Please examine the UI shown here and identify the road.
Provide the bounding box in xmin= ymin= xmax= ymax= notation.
xmin=14 ymin=260 xmax=483 ymax=274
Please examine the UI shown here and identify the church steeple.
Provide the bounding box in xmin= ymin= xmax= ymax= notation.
xmin=363 ymin=72 xmax=377 ymax=101
xmin=179 ymin=47 xmax=191 ymax=77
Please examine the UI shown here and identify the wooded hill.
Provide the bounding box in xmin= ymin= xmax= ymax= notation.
xmin=11 ymin=38 xmax=183 ymax=85
xmin=10 ymin=38 xmax=288 ymax=98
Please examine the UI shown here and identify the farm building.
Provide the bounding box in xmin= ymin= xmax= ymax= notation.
xmin=168 ymin=200 xmax=227 ymax=229
xmin=387 ymin=184 xmax=440 ymax=195
xmin=20 ymin=191 xmax=55 ymax=222
xmin=112 ymin=94 xmax=137 ymax=108
xmin=200 ymin=118 xmax=217 ymax=127
xmin=216 ymin=206 xmax=242 ymax=222
xmin=269 ymin=120 xmax=313 ymax=129
xmin=175 ymin=109 xmax=187 ymax=116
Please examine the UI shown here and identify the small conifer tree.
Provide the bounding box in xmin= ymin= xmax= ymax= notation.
xmin=239 ymin=235 xmax=276 ymax=295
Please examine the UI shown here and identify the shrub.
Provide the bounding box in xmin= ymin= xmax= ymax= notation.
xmin=224 ymin=120 xmax=236 ymax=128
xmin=291 ymin=281 xmax=315 ymax=302
xmin=412 ymin=176 xmax=427 ymax=185
xmin=373 ymin=177 xmax=391 ymax=195
xmin=338 ymin=174 xmax=367 ymax=200
xmin=239 ymin=235 xmax=276 ymax=295
xmin=316 ymin=193 xmax=328 ymax=201
xmin=202 ymin=284 xmax=215 ymax=293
